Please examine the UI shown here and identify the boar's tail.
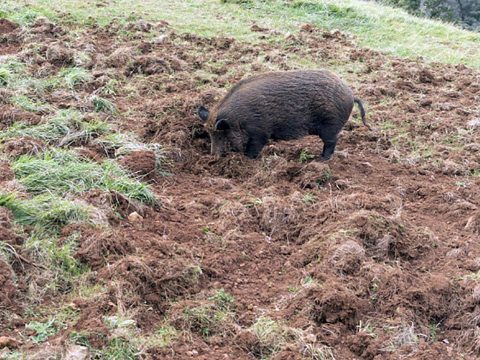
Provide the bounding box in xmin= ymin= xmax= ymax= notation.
xmin=354 ymin=97 xmax=371 ymax=130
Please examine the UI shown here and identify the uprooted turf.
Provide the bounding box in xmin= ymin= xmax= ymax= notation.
xmin=0 ymin=2 xmax=480 ymax=359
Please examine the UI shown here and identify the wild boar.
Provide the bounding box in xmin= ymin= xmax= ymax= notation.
xmin=197 ymin=70 xmax=369 ymax=160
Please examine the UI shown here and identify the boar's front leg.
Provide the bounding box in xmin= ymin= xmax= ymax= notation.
xmin=245 ymin=134 xmax=267 ymax=159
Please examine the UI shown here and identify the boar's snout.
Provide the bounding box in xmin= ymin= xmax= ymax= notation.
xmin=211 ymin=143 xmax=227 ymax=157
xmin=209 ymin=132 xmax=229 ymax=157
xmin=207 ymin=118 xmax=246 ymax=157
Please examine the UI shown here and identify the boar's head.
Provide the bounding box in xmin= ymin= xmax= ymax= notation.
xmin=198 ymin=105 xmax=246 ymax=157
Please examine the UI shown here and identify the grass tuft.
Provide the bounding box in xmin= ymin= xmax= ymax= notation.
xmin=299 ymin=149 xmax=315 ymax=163
xmin=250 ymin=316 xmax=289 ymax=356
xmin=58 ymin=67 xmax=93 ymax=89
xmin=12 ymin=150 xmax=156 ymax=205
xmin=102 ymin=338 xmax=138 ymax=360
xmin=182 ymin=304 xmax=234 ymax=337
xmin=0 ymin=192 xmax=90 ymax=230
xmin=25 ymin=318 xmax=58 ymax=343
xmin=10 ymin=95 xmax=50 ymax=113
xmin=0 ymin=68 xmax=11 ymax=86
xmin=1 ymin=109 xmax=110 ymax=147
xmin=91 ymin=95 xmax=117 ymax=114
xmin=209 ymin=288 xmax=235 ymax=310
xmin=93 ymin=133 xmax=168 ymax=175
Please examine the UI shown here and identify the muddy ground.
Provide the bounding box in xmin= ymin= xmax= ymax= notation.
xmin=1 ymin=15 xmax=480 ymax=359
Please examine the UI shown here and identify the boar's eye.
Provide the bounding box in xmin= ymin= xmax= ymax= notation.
xmin=198 ymin=106 xmax=209 ymax=122
xmin=214 ymin=118 xmax=230 ymax=131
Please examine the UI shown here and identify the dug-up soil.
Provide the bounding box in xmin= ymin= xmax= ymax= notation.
xmin=1 ymin=15 xmax=480 ymax=360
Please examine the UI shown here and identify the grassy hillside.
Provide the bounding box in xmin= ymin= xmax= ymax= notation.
xmin=2 ymin=0 xmax=480 ymax=67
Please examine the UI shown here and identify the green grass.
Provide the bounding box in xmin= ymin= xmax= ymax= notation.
xmin=182 ymin=304 xmax=234 ymax=337
xmin=0 ymin=12 xmax=165 ymax=356
xmin=47 ymin=231 xmax=88 ymax=277
xmin=10 ymin=94 xmax=50 ymax=113
xmin=25 ymin=318 xmax=58 ymax=343
xmin=180 ymin=290 xmax=236 ymax=337
xmin=302 ymin=192 xmax=317 ymax=205
xmin=0 ymin=57 xmax=53 ymax=101
xmin=209 ymin=288 xmax=235 ymax=310
xmin=2 ymin=110 xmax=79 ymax=143
xmin=12 ymin=150 xmax=156 ymax=205
xmin=93 ymin=133 xmax=168 ymax=175
xmin=250 ymin=316 xmax=289 ymax=356
xmin=69 ymin=330 xmax=94 ymax=348
xmin=102 ymin=338 xmax=139 ymax=360
xmin=151 ymin=325 xmax=178 ymax=347
xmin=99 ymin=79 xmax=120 ymax=96
xmin=0 ymin=58 xmax=28 ymax=79
xmin=1 ymin=0 xmax=479 ymax=67
xmin=0 ymin=58 xmax=57 ymax=97
xmin=299 ymin=149 xmax=315 ymax=163
xmin=58 ymin=67 xmax=93 ymax=89
xmin=91 ymin=95 xmax=117 ymax=114
xmin=0 ymin=194 xmax=90 ymax=297
xmin=24 ymin=305 xmax=79 ymax=343
xmin=0 ymin=192 xmax=90 ymax=229
xmin=0 ymin=68 xmax=10 ymax=86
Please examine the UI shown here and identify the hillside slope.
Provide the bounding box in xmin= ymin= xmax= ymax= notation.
xmin=2 ymin=0 xmax=480 ymax=66
xmin=0 ymin=1 xmax=480 ymax=359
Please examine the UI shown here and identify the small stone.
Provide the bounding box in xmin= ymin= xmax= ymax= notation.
xmin=127 ymin=211 xmax=143 ymax=222
xmin=0 ymin=336 xmax=19 ymax=349
xmin=334 ymin=179 xmax=349 ymax=190
xmin=473 ymin=284 xmax=480 ymax=303
xmin=446 ymin=248 xmax=465 ymax=259
xmin=420 ymin=99 xmax=432 ymax=107
xmin=154 ymin=35 xmax=168 ymax=44
xmin=64 ymin=345 xmax=89 ymax=360
xmin=305 ymin=333 xmax=317 ymax=343
xmin=467 ymin=118 xmax=480 ymax=129
xmin=300 ymin=23 xmax=314 ymax=32
xmin=280 ymin=246 xmax=290 ymax=255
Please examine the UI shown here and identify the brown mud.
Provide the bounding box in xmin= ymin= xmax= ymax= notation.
xmin=0 ymin=19 xmax=21 ymax=55
xmin=1 ymin=17 xmax=479 ymax=359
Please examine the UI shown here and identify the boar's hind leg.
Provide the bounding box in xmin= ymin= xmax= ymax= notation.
xmin=320 ymin=140 xmax=336 ymax=161
xmin=245 ymin=135 xmax=267 ymax=159
xmin=318 ymin=127 xmax=339 ymax=161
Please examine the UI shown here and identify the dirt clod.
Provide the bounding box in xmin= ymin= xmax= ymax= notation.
xmin=0 ymin=336 xmax=20 ymax=349
xmin=465 ymin=211 xmax=480 ymax=235
xmin=309 ymin=282 xmax=367 ymax=328
xmin=0 ymin=260 xmax=16 ymax=307
xmin=3 ymin=137 xmax=46 ymax=157
xmin=0 ymin=19 xmax=18 ymax=35
xmin=118 ymin=150 xmax=157 ymax=178
xmin=329 ymin=240 xmax=365 ymax=274
xmin=0 ymin=161 xmax=14 ymax=182
xmin=0 ymin=105 xmax=42 ymax=129
xmin=127 ymin=211 xmax=143 ymax=222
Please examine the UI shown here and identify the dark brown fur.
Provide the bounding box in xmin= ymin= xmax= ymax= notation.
xmin=198 ymin=70 xmax=368 ymax=160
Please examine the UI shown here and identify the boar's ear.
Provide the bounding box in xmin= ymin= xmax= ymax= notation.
xmin=214 ymin=118 xmax=230 ymax=131
xmin=198 ymin=106 xmax=209 ymax=122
